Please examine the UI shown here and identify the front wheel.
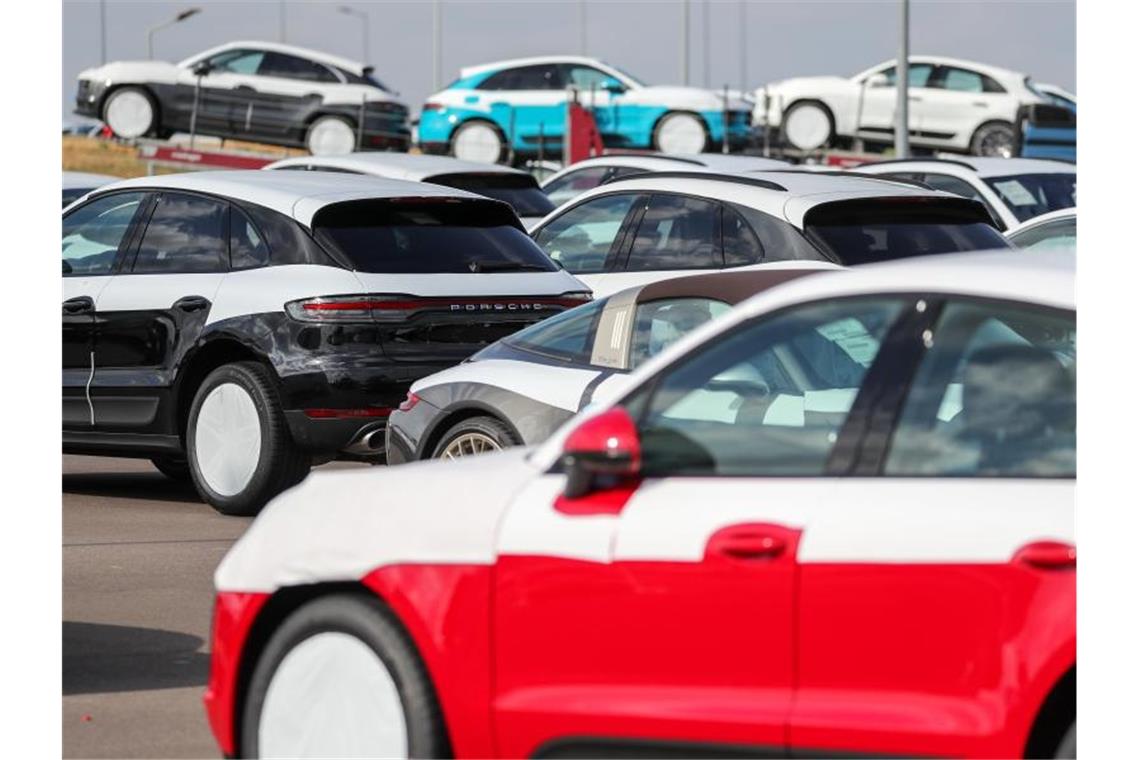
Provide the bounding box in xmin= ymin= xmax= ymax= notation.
xmin=186 ymin=362 xmax=309 ymax=516
xmin=306 ymin=115 xmax=357 ymax=156
xmin=970 ymin=121 xmax=1017 ymax=158
xmin=653 ymin=112 xmax=708 ymax=154
xmin=449 ymin=120 xmax=505 ymax=163
xmin=102 ymin=86 xmax=158 ymax=139
xmin=241 ymin=595 xmax=448 ymax=759
xmin=432 ymin=415 xmax=520 ymax=459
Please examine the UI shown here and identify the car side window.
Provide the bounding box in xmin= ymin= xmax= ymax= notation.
xmin=257 ymin=52 xmax=338 ymax=83
xmin=543 ymin=166 xmax=612 ymax=207
xmin=207 ymin=49 xmax=265 ymax=75
xmin=1009 ymin=218 xmax=1077 ymax=251
xmin=732 ymin=203 xmax=827 ymax=262
xmin=504 ymin=298 xmax=608 ymax=363
xmin=132 ymin=193 xmax=228 ymax=274
xmin=478 ymin=64 xmax=563 ymax=91
xmin=723 ymin=205 xmax=765 ymax=266
xmin=625 ymin=194 xmax=720 ymax=272
xmin=630 ymin=298 xmax=905 ymax=476
xmin=62 ymin=192 xmax=147 ymax=276
xmin=230 ymin=206 xmax=270 ymax=270
xmin=534 ymin=193 xmax=640 ymax=274
xmin=881 ymin=63 xmax=934 ymax=88
xmin=921 ymin=173 xmax=986 ymax=202
xmin=931 ymin=66 xmax=986 ymax=93
xmin=629 ymin=298 xmax=732 ymax=369
xmin=563 ymin=65 xmax=619 ymax=91
xmin=884 ymin=301 xmax=1075 ymax=477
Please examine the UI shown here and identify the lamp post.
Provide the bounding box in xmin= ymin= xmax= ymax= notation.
xmin=338 ymin=5 xmax=370 ymax=64
xmin=894 ymin=0 xmax=910 ymax=157
xmin=681 ymin=0 xmax=690 ymax=85
xmin=146 ymin=8 xmax=200 ymax=60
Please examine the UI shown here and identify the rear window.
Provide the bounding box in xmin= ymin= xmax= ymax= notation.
xmin=312 ymin=199 xmax=559 ymax=274
xmin=427 ymin=173 xmax=555 ymax=218
xmin=983 ymin=173 xmax=1076 ymax=223
xmin=803 ymin=198 xmax=1009 ymax=265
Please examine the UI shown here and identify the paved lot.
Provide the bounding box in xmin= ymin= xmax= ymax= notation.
xmin=62 ymin=455 xmax=365 ymax=758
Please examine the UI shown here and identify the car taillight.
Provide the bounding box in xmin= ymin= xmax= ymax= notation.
xmin=285 ymin=293 xmax=593 ymax=323
xmin=421 ymin=102 xmax=445 ymax=112
xmin=398 ymin=392 xmax=421 ymax=412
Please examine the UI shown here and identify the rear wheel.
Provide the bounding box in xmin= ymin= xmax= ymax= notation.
xmin=781 ymin=100 xmax=833 ymax=151
xmin=432 ymin=415 xmax=520 ymax=459
xmin=241 ymin=595 xmax=448 ymax=759
xmin=186 ymin=362 xmax=309 ymax=516
xmin=102 ymin=86 xmax=157 ymax=139
xmin=449 ymin=120 xmax=505 ymax=163
xmin=306 ymin=115 xmax=357 ymax=156
xmin=652 ymin=112 xmax=708 ymax=154
xmin=151 ymin=456 xmax=191 ymax=482
xmin=970 ymin=120 xmax=1017 ymax=157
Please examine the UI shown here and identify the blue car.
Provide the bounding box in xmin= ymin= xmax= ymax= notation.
xmin=418 ymin=56 xmax=753 ymax=163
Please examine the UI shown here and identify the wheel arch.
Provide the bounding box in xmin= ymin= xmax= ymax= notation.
xmin=173 ymin=338 xmax=278 ymax=444
xmin=1023 ymin=665 xmax=1076 ymax=758
xmin=418 ymin=402 xmax=522 ymax=460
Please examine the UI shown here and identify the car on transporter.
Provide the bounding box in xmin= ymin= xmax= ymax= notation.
xmin=530 ymin=169 xmax=1011 ymax=297
xmin=73 ymin=41 xmax=411 ymax=155
xmin=263 ymin=152 xmax=555 ymax=230
xmin=539 ymin=151 xmax=791 ymax=207
xmin=61 ymin=170 xmax=590 ymax=515
xmin=856 ymin=157 xmax=1076 ymax=231
xmin=386 ymin=266 xmax=833 ymax=462
xmin=756 ymin=56 xmax=1050 ymax=156
xmin=206 ymin=250 xmax=1075 ymax=760
xmin=417 ymin=56 xmax=753 ymax=163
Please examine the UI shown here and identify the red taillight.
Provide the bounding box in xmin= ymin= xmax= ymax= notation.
xmin=286 ymin=293 xmax=592 ymax=323
xmin=398 ymin=392 xmax=421 ymax=412
xmin=303 ymin=408 xmax=392 ymax=419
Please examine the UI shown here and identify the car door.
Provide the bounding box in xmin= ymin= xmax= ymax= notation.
xmin=479 ymin=63 xmax=568 ymax=149
xmin=89 ymin=191 xmax=229 ymax=437
xmin=788 ymin=297 xmax=1075 ymax=757
xmin=192 ymin=48 xmax=270 ymax=136
xmin=533 ymin=191 xmax=645 ymax=294
xmin=245 ymin=51 xmax=344 ymax=141
xmin=492 ymin=295 xmax=911 ymax=757
xmin=62 ymin=191 xmax=149 ymax=430
xmin=856 ymin=62 xmax=933 ymax=141
xmin=561 ymin=64 xmax=620 ymax=136
xmin=921 ymin=65 xmax=1015 ymax=145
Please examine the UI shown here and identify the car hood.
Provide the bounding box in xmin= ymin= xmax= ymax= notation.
xmin=79 ymin=59 xmax=184 ymax=86
xmin=624 ymin=84 xmax=750 ymax=112
xmin=215 ymin=448 xmax=540 ymax=593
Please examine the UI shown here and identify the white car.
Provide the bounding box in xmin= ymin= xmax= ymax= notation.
xmin=540 ymin=152 xmax=790 ymax=207
xmin=1006 ymin=208 xmax=1076 ymax=251
xmin=264 ymin=152 xmax=555 ymax=229
xmin=1032 ymin=83 xmax=1076 ymax=111
xmin=530 ymin=169 xmax=1010 ymax=297
xmin=73 ymin=41 xmax=411 ymax=155
xmin=62 ymin=171 xmax=119 ymax=208
xmin=856 ymin=157 xmax=1076 ymax=231
xmin=756 ymin=56 xmax=1048 ymax=156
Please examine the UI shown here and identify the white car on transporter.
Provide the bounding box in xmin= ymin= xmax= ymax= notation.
xmin=756 ymin=56 xmax=1049 ymax=157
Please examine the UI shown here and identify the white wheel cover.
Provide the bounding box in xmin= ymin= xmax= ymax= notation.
xmin=308 ymin=118 xmax=357 ymax=156
xmin=784 ymin=104 xmax=830 ymax=150
xmin=260 ymin=632 xmax=409 ymax=759
xmin=656 ymin=113 xmax=707 ymax=155
xmin=104 ymin=90 xmax=153 ymax=138
xmin=452 ymin=122 xmax=502 ymax=163
xmin=194 ymin=382 xmax=262 ymax=497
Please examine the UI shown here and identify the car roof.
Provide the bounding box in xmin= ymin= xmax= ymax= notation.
xmin=556 ymin=152 xmax=788 ymax=172
xmin=458 ymin=55 xmax=607 ymax=79
xmin=181 ymin=40 xmax=369 ymax=76
xmin=264 ymin=152 xmax=531 ymax=182
xmin=632 ymin=265 xmax=834 ymax=306
xmin=97 ymin=170 xmax=485 ymax=227
xmin=860 ymin=157 xmax=1074 ymax=179
xmin=1006 ymin=207 xmax=1077 ymax=235
xmin=63 ymin=171 xmax=120 ymax=189
xmin=578 ymin=170 xmax=959 ymax=227
xmin=857 ymin=55 xmax=1026 ymax=82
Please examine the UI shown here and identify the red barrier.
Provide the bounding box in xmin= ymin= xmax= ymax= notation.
xmin=137 ymin=143 xmax=275 ymax=171
xmin=564 ymin=100 xmax=604 ymax=165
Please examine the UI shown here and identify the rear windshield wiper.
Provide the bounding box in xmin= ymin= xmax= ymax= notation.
xmin=466 ymin=260 xmax=550 ymax=273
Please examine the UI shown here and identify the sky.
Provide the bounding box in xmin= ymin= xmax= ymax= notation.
xmin=62 ymin=0 xmax=1075 ymax=118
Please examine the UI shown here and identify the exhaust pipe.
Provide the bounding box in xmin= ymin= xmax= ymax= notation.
xmin=342 ymin=424 xmax=388 ymax=456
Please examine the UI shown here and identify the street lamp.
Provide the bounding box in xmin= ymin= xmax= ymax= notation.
xmin=338 ymin=5 xmax=370 ymax=64
xmin=147 ymin=7 xmax=200 ymax=60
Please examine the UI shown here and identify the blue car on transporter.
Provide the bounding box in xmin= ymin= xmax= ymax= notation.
xmin=417 ymin=56 xmax=753 ymax=163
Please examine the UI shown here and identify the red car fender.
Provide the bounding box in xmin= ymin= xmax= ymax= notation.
xmin=203 ymin=591 xmax=271 ymax=757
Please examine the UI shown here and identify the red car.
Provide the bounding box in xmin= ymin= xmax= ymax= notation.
xmin=205 ymin=251 xmax=1075 ymax=759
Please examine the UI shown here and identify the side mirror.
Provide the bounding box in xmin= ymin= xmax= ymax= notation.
xmin=866 ymin=73 xmax=890 ymax=88
xmin=561 ymin=407 xmax=641 ymax=499
xmin=600 ymin=77 xmax=626 ymax=95
xmin=192 ymin=60 xmax=215 ymax=78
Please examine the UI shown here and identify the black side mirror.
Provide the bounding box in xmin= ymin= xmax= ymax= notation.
xmin=192 ymin=61 xmax=215 ymax=77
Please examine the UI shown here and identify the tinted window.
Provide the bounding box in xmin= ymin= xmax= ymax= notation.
xmin=543 ymin=166 xmax=612 ymax=207
xmin=804 ymin=200 xmax=1009 ymax=265
xmin=881 ymin=63 xmax=934 ymax=87
xmin=1008 ymin=217 xmax=1076 ymax=251
xmin=207 ymin=49 xmax=265 ymax=75
xmin=133 ymin=193 xmax=227 ymax=274
xmin=62 ymin=192 xmax=146 ymax=276
xmin=732 ymin=203 xmax=825 ymax=262
xmin=313 ymin=199 xmax=556 ymax=274
xmin=258 ymin=52 xmax=338 ymax=82
xmin=626 ymin=194 xmax=719 ymax=272
xmin=230 ymin=207 xmax=269 ymax=270
xmin=535 ymin=193 xmax=639 ymax=274
xmin=629 ymin=298 xmax=732 ymax=369
xmin=63 ymin=187 xmax=100 ymax=208
xmin=478 ymin=64 xmax=563 ymax=91
xmin=428 ymin=172 xmax=554 ymax=218
xmin=936 ymin=67 xmax=985 ymax=92
xmin=503 ymin=298 xmax=607 ymax=363
xmin=885 ymin=302 xmax=1075 ymax=477
xmin=918 ymin=173 xmax=1005 ymax=226
xmin=983 ymin=173 xmax=1077 ymax=223
xmin=629 ymin=298 xmax=904 ymax=476
xmin=723 ymin=205 xmax=764 ymax=266
xmin=563 ymin=65 xmax=621 ymax=91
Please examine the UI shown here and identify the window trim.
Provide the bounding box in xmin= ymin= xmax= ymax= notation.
xmin=617 ymin=191 xmax=726 ymax=273
xmin=62 ymin=190 xmax=153 ymax=278
xmin=532 ymin=190 xmax=649 ymax=274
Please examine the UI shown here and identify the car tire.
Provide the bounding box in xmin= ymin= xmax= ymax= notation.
xmin=151 ymin=456 xmax=191 ymax=482
xmin=305 ymin=115 xmax=357 ymax=156
xmin=970 ymin=120 xmax=1017 ymax=158
xmin=449 ymin=120 xmax=505 ymax=164
xmin=431 ymin=415 xmax=520 ymax=459
xmin=102 ymin=86 xmax=158 ymax=139
xmin=186 ymin=362 xmax=309 ymax=516
xmin=1054 ymin=721 xmax=1076 ymax=759
xmin=652 ymin=111 xmax=709 ymax=154
xmin=240 ymin=594 xmax=448 ymax=759
xmin=781 ymin=100 xmax=834 ymax=151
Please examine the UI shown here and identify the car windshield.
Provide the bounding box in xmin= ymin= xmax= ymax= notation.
xmin=606 ymin=63 xmax=646 ymax=88
xmin=312 ymin=199 xmax=558 ymax=274
xmin=983 ymin=173 xmax=1076 ymax=223
xmin=804 ymin=198 xmax=1010 ymax=265
xmin=427 ymin=173 xmax=555 ymax=218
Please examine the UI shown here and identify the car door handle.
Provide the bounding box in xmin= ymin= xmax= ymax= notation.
xmin=62 ymin=296 xmax=94 ymax=315
xmin=1014 ymin=540 xmax=1076 ymax=570
xmin=705 ymin=523 xmax=799 ymax=562
xmin=173 ymin=295 xmax=211 ymax=313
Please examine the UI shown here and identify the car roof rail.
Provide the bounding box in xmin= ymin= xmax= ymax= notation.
xmin=858 ymin=156 xmax=979 ymax=171
xmin=602 ymin=170 xmax=788 ymax=192
xmin=785 ymin=169 xmax=935 ymax=191
xmin=598 ymin=149 xmax=707 ymax=166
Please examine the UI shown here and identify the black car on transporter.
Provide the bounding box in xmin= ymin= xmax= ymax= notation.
xmin=62 ymin=170 xmax=590 ymax=514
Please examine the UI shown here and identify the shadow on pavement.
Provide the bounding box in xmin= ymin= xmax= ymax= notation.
xmin=63 ymin=621 xmax=209 ymax=695
xmin=62 ymin=471 xmax=202 ymax=505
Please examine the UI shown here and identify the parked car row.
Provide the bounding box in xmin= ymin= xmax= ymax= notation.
xmin=75 ymin=42 xmax=1072 ymax=159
